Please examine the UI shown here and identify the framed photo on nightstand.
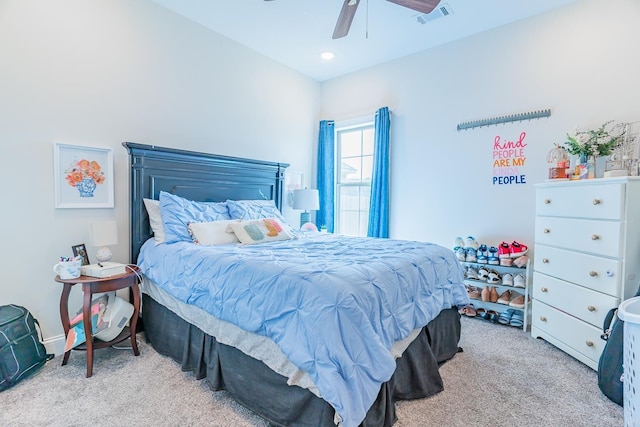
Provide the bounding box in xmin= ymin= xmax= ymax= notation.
xmin=71 ymin=243 xmax=90 ymax=266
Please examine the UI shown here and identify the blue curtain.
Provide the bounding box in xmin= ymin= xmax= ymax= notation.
xmin=316 ymin=120 xmax=335 ymax=232
xmin=367 ymin=106 xmax=390 ymax=238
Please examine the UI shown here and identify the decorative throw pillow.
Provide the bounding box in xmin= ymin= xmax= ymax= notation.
xmin=188 ymin=220 xmax=239 ymax=245
xmin=227 ymin=218 xmax=293 ymax=245
xmin=143 ymin=198 xmax=165 ymax=244
xmin=160 ymin=191 xmax=231 ymax=244
xmin=226 ymin=199 xmax=289 ymax=224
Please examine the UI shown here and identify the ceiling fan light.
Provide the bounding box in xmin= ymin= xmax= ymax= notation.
xmin=320 ymin=52 xmax=335 ymax=60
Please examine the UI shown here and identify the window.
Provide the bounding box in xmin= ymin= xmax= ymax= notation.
xmin=335 ymin=123 xmax=374 ymax=236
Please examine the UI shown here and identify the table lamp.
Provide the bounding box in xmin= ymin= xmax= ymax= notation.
xmin=293 ymin=189 xmax=319 ymax=228
xmin=90 ymin=220 xmax=118 ymax=262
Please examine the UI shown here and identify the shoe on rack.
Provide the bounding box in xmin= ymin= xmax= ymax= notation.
xmin=454 ymin=236 xmax=465 ymax=251
xmin=513 ymin=274 xmax=526 ymax=288
xmin=498 ymin=308 xmax=516 ymax=325
xmin=509 ymin=293 xmax=527 ymax=309
xmin=488 ymin=246 xmax=500 ymax=265
xmin=466 ymin=267 xmax=479 ymax=280
xmin=497 ymin=289 xmax=512 ymax=304
xmin=510 ymin=241 xmax=528 ymax=258
xmin=477 ymin=244 xmax=488 ymax=264
xmin=498 ymin=242 xmax=511 ymax=259
xmin=460 ymin=304 xmax=477 ymax=317
xmin=490 ymin=286 xmax=499 ymax=303
xmin=481 ymin=286 xmax=490 ymax=302
xmin=465 ymin=248 xmax=477 ymax=263
xmin=468 ymin=287 xmax=481 ymax=300
xmin=478 ymin=268 xmax=490 ymax=281
xmin=455 ymin=247 xmax=466 ymax=262
xmin=509 ymin=310 xmax=525 ymax=327
xmin=499 ymin=257 xmax=514 ymax=267
xmin=465 ymin=236 xmax=480 ymax=251
xmin=513 ymin=255 xmax=529 ymax=268
xmin=502 ymin=273 xmax=514 ymax=286
xmin=487 ymin=271 xmax=501 ymax=284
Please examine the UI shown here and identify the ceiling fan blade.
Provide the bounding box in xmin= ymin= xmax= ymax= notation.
xmin=333 ymin=0 xmax=360 ymax=39
xmin=386 ymin=0 xmax=441 ymax=14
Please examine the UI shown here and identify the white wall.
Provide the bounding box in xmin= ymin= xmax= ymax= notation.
xmin=0 ymin=0 xmax=320 ymax=353
xmin=320 ymin=0 xmax=640 ymax=252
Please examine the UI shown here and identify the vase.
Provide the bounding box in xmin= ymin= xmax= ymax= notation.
xmin=76 ymin=177 xmax=97 ymax=197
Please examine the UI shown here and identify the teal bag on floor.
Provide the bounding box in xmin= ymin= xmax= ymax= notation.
xmin=0 ymin=305 xmax=53 ymax=391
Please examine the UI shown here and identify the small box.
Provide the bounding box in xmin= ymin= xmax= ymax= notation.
xmin=81 ymin=262 xmax=127 ymax=278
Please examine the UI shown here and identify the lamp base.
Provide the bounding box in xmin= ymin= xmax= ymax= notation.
xmin=95 ymin=246 xmax=112 ymax=263
xmin=299 ymin=212 xmax=310 ymax=228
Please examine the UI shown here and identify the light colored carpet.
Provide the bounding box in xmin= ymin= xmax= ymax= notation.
xmin=0 ymin=316 xmax=623 ymax=427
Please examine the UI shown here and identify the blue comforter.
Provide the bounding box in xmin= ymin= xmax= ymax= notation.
xmin=138 ymin=234 xmax=468 ymax=427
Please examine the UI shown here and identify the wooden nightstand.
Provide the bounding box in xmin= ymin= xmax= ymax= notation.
xmin=54 ymin=267 xmax=141 ymax=377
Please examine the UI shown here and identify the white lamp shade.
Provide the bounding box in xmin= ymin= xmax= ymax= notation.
xmin=90 ymin=220 xmax=118 ymax=247
xmin=293 ymin=189 xmax=319 ymax=211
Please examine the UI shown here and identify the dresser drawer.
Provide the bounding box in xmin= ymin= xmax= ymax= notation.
xmin=531 ymin=300 xmax=604 ymax=362
xmin=535 ymin=216 xmax=623 ymax=257
xmin=532 ymin=272 xmax=619 ymax=328
xmin=535 ymin=183 xmax=624 ymax=220
xmin=533 ymin=244 xmax=621 ymax=296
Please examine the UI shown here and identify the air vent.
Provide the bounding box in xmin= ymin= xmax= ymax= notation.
xmin=415 ymin=3 xmax=453 ymax=25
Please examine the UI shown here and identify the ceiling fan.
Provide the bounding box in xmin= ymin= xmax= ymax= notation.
xmin=332 ymin=0 xmax=442 ymax=39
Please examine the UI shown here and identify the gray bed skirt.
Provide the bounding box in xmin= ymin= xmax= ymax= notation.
xmin=142 ymin=294 xmax=462 ymax=427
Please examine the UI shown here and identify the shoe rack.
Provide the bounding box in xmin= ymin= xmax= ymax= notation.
xmin=461 ymin=258 xmax=532 ymax=331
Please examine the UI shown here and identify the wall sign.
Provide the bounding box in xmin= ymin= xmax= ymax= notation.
xmin=493 ymin=131 xmax=527 ymax=185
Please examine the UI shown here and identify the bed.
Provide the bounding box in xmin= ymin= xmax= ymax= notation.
xmin=124 ymin=142 xmax=469 ymax=427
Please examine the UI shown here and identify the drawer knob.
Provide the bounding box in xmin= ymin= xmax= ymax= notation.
xmin=586 ymin=340 xmax=594 ymax=347
xmin=588 ymin=305 xmax=597 ymax=312
xmin=591 ymin=234 xmax=600 ymax=240
xmin=540 ymin=316 xmax=547 ymax=322
xmin=541 ymin=287 xmax=548 ymax=292
xmin=592 ymin=199 xmax=601 ymax=205
xmin=544 ymin=199 xmax=551 ymax=204
xmin=542 ymin=258 xmax=549 ymax=264
xmin=589 ymin=271 xmax=598 ymax=277
xmin=543 ymin=228 xmax=550 ymax=234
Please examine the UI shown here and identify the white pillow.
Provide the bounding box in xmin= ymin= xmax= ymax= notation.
xmin=227 ymin=218 xmax=293 ymax=245
xmin=143 ymin=198 xmax=165 ymax=244
xmin=188 ymin=220 xmax=240 ymax=245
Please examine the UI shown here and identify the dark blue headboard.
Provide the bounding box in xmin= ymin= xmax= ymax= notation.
xmin=123 ymin=142 xmax=289 ymax=263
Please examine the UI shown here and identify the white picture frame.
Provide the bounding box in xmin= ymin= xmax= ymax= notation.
xmin=54 ymin=143 xmax=114 ymax=208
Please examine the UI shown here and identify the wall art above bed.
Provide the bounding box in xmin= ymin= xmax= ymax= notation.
xmin=53 ymin=143 xmax=114 ymax=208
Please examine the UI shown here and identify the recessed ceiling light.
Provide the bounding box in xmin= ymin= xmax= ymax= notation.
xmin=320 ymin=52 xmax=335 ymax=60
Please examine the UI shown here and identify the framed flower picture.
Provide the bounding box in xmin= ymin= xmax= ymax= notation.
xmin=54 ymin=143 xmax=114 ymax=208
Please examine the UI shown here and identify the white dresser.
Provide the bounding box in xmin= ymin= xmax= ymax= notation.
xmin=532 ymin=177 xmax=640 ymax=370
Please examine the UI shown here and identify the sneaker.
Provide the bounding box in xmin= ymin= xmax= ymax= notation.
xmin=455 ymin=247 xmax=466 ymax=261
xmin=465 ymin=236 xmax=480 ymax=251
xmin=497 ymin=289 xmax=512 ymax=304
xmin=513 ymin=274 xmax=526 ymax=288
xmin=487 ymin=246 xmax=500 ymax=265
xmin=454 ymin=236 xmax=465 ymax=251
xmin=487 ymin=271 xmax=501 ymax=284
xmin=499 ymin=257 xmax=514 ymax=267
xmin=498 ymin=242 xmax=511 ymax=259
xmin=509 ymin=293 xmax=526 ymax=308
xmin=466 ymin=267 xmax=479 ymax=280
xmin=478 ymin=268 xmax=490 ymax=281
xmin=477 ymin=244 xmax=488 ymax=264
xmin=513 ymin=255 xmax=529 ymax=268
xmin=502 ymin=273 xmax=514 ymax=286
xmin=465 ymin=248 xmax=477 ymax=262
xmin=510 ymin=241 xmax=528 ymax=258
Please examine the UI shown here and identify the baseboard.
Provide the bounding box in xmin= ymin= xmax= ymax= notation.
xmin=42 ymin=334 xmax=66 ymax=356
